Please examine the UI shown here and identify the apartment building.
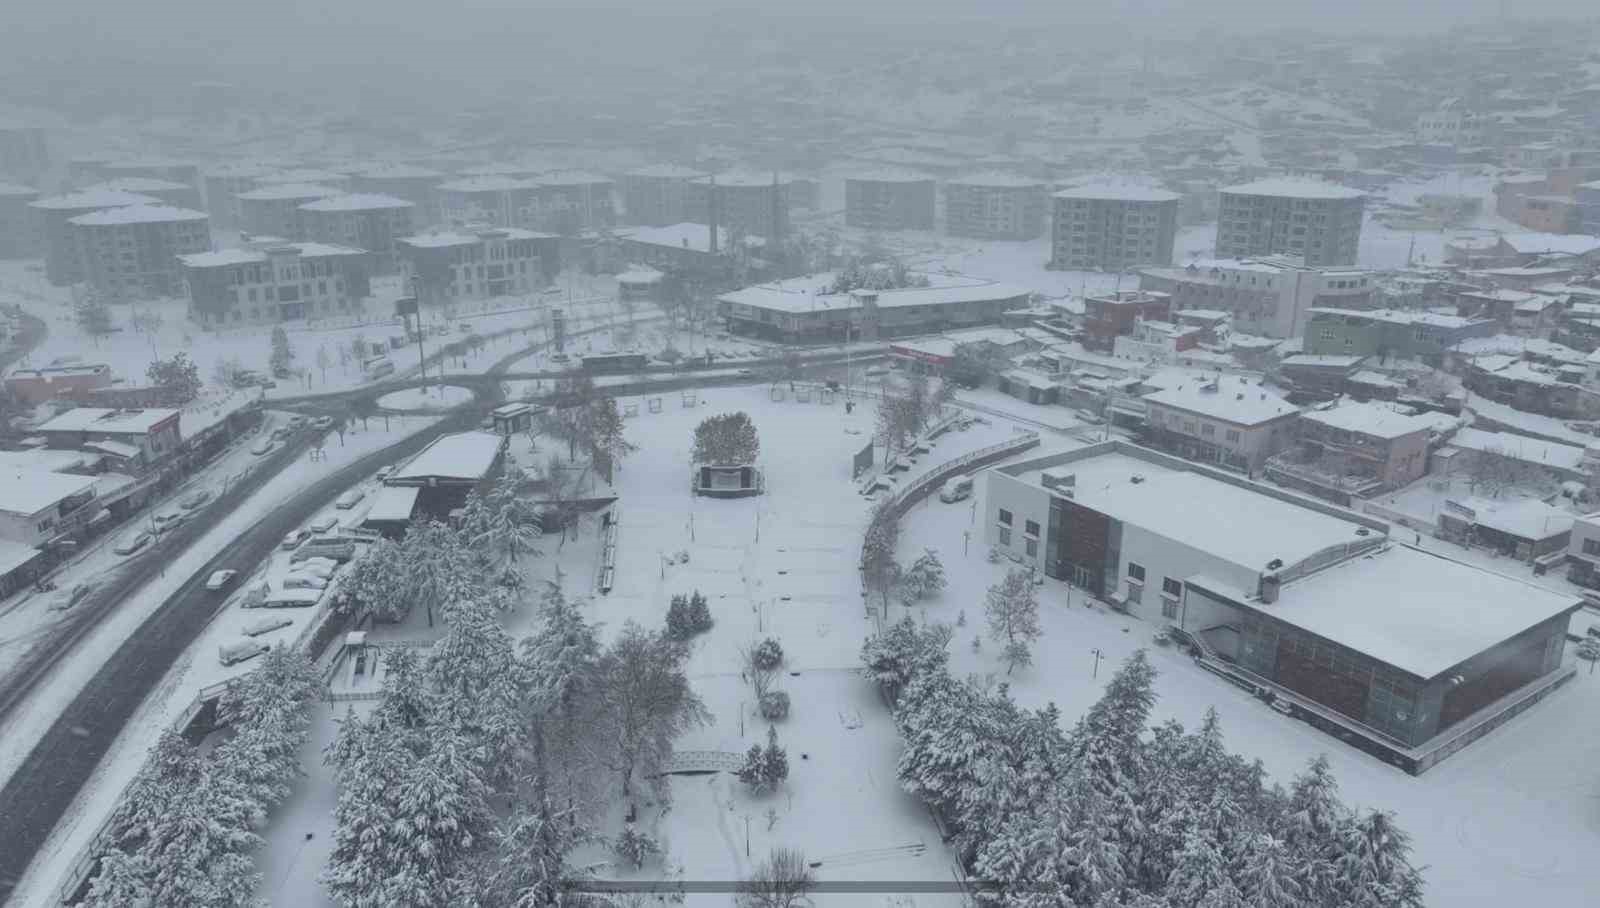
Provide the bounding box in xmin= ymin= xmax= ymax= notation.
xmin=235 ymin=183 xmax=342 ymax=240
xmin=348 ymin=163 xmax=446 ymax=224
xmin=685 ymin=172 xmax=792 ymax=242
xmin=944 ymin=173 xmax=1048 ymax=240
xmin=28 ymin=188 xmax=161 ymax=285
xmin=621 ymin=165 xmax=706 ymax=227
xmin=1303 ymin=307 xmax=1499 ymax=362
xmin=1216 ymin=178 xmax=1365 ymax=267
xmin=179 ymin=241 xmax=372 ymax=326
xmin=70 ymin=204 xmax=211 ymax=301
xmin=1139 ymin=373 xmax=1300 ymax=475
xmin=1048 ymin=183 xmax=1179 ymax=271
xmin=1265 ymin=401 xmax=1433 ymax=504
xmin=0 ymin=182 xmax=40 ymax=259
xmin=1081 ymin=289 xmax=1172 ymax=351
xmin=1579 ymin=181 xmax=1600 ymax=236
xmin=78 ymin=177 xmax=202 ymax=212
xmin=1140 ymin=256 xmax=1376 ymax=339
xmin=986 ymin=441 xmax=1580 ymax=772
xmin=844 ymin=171 xmax=937 ymax=231
xmin=616 ymin=222 xmax=757 ymax=279
xmin=532 ymin=171 xmax=616 ymax=233
xmin=1416 ymin=98 xmax=1489 ymax=147
xmin=297 ymin=193 xmax=416 ymax=273
xmin=201 ymin=162 xmax=278 ymax=229
xmin=436 ymin=176 xmax=540 ymax=230
xmin=397 ymin=227 xmax=557 ymax=306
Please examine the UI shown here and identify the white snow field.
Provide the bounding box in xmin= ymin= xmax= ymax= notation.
xmin=375 ymin=384 xmax=474 ymax=410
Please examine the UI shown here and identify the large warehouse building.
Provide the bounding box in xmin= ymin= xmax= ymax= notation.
xmin=984 ymin=440 xmax=1580 ymax=773
xmin=718 ymin=272 xmax=1031 ymax=343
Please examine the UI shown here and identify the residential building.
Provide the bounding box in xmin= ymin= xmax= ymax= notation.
xmin=1111 ymin=318 xmax=1206 ymax=363
xmin=985 ymin=440 xmax=1580 ymax=772
xmin=348 ymin=163 xmax=446 ymax=224
xmin=78 ymin=177 xmax=202 ymax=211
xmin=621 ymin=165 xmax=706 ymax=227
xmin=1277 ymin=353 xmax=1367 ymax=399
xmin=1459 ymin=353 xmax=1596 ymax=419
xmin=887 ymin=326 xmax=1042 ymax=372
xmin=531 ymin=171 xmax=616 ymax=233
xmin=1564 ymin=512 xmax=1600 ymax=589
xmin=0 ymin=182 xmax=40 ymax=259
xmin=1437 ymin=496 xmax=1573 ymax=562
xmin=28 ymin=188 xmax=161 ymax=285
xmin=1446 ymin=231 xmax=1600 ymax=269
xmin=1302 ymin=308 xmax=1499 ymax=363
xmin=1503 ymin=193 xmax=1582 ymax=234
xmin=1454 ymin=287 xmax=1564 ymax=336
xmin=1139 ymin=374 xmax=1300 ymax=475
xmin=34 ymin=406 xmax=183 ymax=473
xmin=1216 ymin=178 xmax=1365 ymax=267
xmin=844 ymin=171 xmax=937 ymax=231
xmin=1416 ymin=98 xmax=1489 ymax=147
xmin=1578 ymin=181 xmax=1600 ymax=236
xmin=98 ymin=160 xmax=201 ymax=194
xmin=4 ymin=362 xmax=113 ymax=405
xmin=944 ymin=173 xmax=1048 ymax=240
xmin=298 ymin=193 xmax=415 ymax=273
xmin=1437 ymin=427 xmax=1588 ymax=486
xmin=179 ymin=241 xmax=372 ymax=326
xmin=1081 ymin=290 xmax=1172 ymax=351
xmin=1048 ymin=183 xmax=1179 ymax=271
xmin=235 ymin=183 xmax=341 ymax=240
xmin=615 ymin=222 xmax=762 ymax=279
xmin=1140 ymin=256 xmax=1377 ymax=339
xmin=436 ymin=176 xmax=540 ymax=230
xmin=1265 ymin=401 xmax=1432 ymax=504
xmin=717 ymin=272 xmax=1031 ymax=343
xmin=70 ymin=205 xmax=211 ymax=301
xmin=397 ymin=228 xmax=557 ymax=307
xmin=202 ymin=162 xmax=277 ymax=230
xmin=686 ymin=172 xmax=792 ymax=243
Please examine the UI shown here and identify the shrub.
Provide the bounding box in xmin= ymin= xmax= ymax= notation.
xmin=753 ymin=637 xmax=783 ymax=671
xmin=759 ymin=690 xmax=790 ymax=720
xmin=613 ymin=824 xmax=662 ymax=868
xmin=689 ymin=590 xmax=713 ymax=633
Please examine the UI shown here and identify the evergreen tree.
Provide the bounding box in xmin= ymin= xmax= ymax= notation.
xmin=614 ymin=824 xmax=663 ymax=868
xmin=1330 ymin=810 xmax=1426 ymax=908
xmin=859 ymin=615 xmax=952 ymax=703
xmin=689 ymin=590 xmax=712 ymax=632
xmin=738 ymin=726 xmax=789 ymax=794
xmin=75 ymin=292 xmax=113 ymax=342
xmin=270 ymin=324 xmax=294 ymax=375
xmin=1280 ymin=755 xmax=1346 ymax=901
xmin=1236 ymin=834 xmax=1304 ymax=908
xmin=692 ymin=411 xmax=760 ymax=464
xmin=145 ymin=352 xmax=202 ymax=402
xmin=985 ymin=569 xmax=1042 ymax=674
xmin=900 ymin=548 xmax=947 ymax=603
xmin=1166 ymin=830 xmax=1236 ymax=908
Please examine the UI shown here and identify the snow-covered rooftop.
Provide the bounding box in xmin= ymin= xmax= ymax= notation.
xmin=1302 ymin=401 xmax=1434 ymax=439
xmin=0 ymin=469 xmax=98 ymax=516
xmin=625 ymin=164 xmax=707 ymax=180
xmin=1281 ymin=354 xmax=1367 ymax=368
xmin=689 ymin=171 xmax=798 ymax=188
xmin=298 ymin=193 xmax=414 ymax=212
xmin=534 ymin=170 xmax=612 ymax=187
xmin=0 ymin=449 xmax=101 ymax=474
xmin=1220 ymin=545 xmax=1579 ymax=679
xmin=178 ymin=242 xmax=366 ymax=269
xmin=844 ymin=169 xmax=936 ymax=184
xmin=364 ymin=485 xmax=420 ymax=523
xmin=67 ymin=204 xmax=207 ymax=227
xmin=389 ymin=431 xmax=503 ymax=482
xmin=28 ymin=189 xmax=160 ymax=211
xmin=1141 ymin=375 xmax=1297 ymax=425
xmin=1309 ymin=307 xmax=1484 ymax=329
xmin=1053 ymin=182 xmax=1181 ymax=202
xmin=351 ymin=163 xmax=444 ymax=179
xmin=621 ymin=222 xmax=758 ymax=253
xmin=234 ymin=183 xmax=342 ymax=201
xmin=79 ymin=177 xmax=190 ymax=194
xmin=437 ymin=175 xmax=537 ymax=193
xmin=1500 ymin=233 xmax=1600 ymax=256
xmin=615 ymin=267 xmax=665 ymax=284
xmin=946 ymin=172 xmax=1046 ymax=189
xmin=1222 ymin=177 xmax=1366 ymax=200
xmin=35 ymin=407 xmax=179 ymax=434
xmin=1447 ymin=496 xmax=1574 ymax=540
xmin=255 ymin=168 xmax=350 ymax=185
xmin=720 ymin=272 xmax=1031 ymax=315
xmin=0 ymin=538 xmax=44 ymax=576
xmin=1446 ymin=427 xmax=1586 ymax=471
xmin=398 ymin=228 xmax=552 ymax=249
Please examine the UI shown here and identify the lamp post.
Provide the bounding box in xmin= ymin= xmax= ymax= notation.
xmin=1090 ymin=648 xmax=1105 ymax=679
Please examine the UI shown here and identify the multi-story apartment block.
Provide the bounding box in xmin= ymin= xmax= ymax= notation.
xmin=621 ymin=165 xmax=706 ymax=227
xmin=532 ymin=171 xmax=615 ymax=233
xmin=1302 ymin=307 xmax=1499 ymax=363
xmin=201 ymin=162 xmax=278 ymax=230
xmin=235 ymin=183 xmax=341 ymax=240
xmin=1139 ymin=256 xmax=1376 ymax=339
xmin=844 ymin=171 xmax=937 ymax=231
xmin=70 ymin=204 xmax=211 ymax=301
xmin=1081 ymin=289 xmax=1172 ymax=351
xmin=28 ymin=189 xmax=162 ymax=285
xmin=254 ymin=168 xmax=352 ymax=192
xmin=78 ymin=177 xmax=203 ymax=212
xmin=1216 ymin=178 xmax=1365 ymax=267
xmin=685 ymin=172 xmax=792 ymax=242
xmin=99 ymin=159 xmax=201 ymax=195
xmin=436 ymin=176 xmax=540 ymax=230
xmin=180 ymin=240 xmax=372 ymax=326
xmin=397 ymin=228 xmax=557 ymax=306
xmin=348 ymin=163 xmax=445 ymax=225
xmin=1048 ymin=183 xmax=1179 ymax=272
xmin=1416 ymin=99 xmax=1489 ymax=147
xmin=944 ymin=173 xmax=1048 ymax=240
xmin=1578 ymin=180 xmax=1600 ymax=236
xmin=0 ymin=182 xmax=41 ymax=259
xmin=298 ymin=193 xmax=415 ymax=273
xmin=1139 ymin=373 xmax=1300 ymax=475
xmin=1265 ymin=401 xmax=1433 ymax=504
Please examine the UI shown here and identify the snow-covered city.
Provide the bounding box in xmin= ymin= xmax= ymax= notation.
xmin=4 ymin=4 xmax=1600 ymax=907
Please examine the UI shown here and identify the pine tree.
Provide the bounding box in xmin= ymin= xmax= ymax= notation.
xmin=985 ymin=569 xmax=1041 ymax=674
xmin=901 ymin=548 xmax=947 ymax=602
xmin=859 ymin=616 xmax=952 ymax=703
xmin=1236 ymin=834 xmax=1304 ymax=908
xmin=75 ymin=292 xmax=113 ymax=343
xmin=763 ymin=725 xmax=789 ymax=786
xmin=666 ymin=593 xmax=695 ymax=640
xmin=689 ymin=589 xmax=712 ymax=632
xmin=1166 ymin=830 xmax=1237 ymax=908
xmin=1329 ymin=810 xmax=1426 ymax=908
xmin=1280 ymin=755 xmax=1346 ymax=901
xmin=270 ymin=324 xmax=294 ymax=375
xmin=614 ymin=824 xmax=663 ymax=868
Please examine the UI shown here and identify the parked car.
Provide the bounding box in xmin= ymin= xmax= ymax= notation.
xmin=205 ymin=569 xmax=238 ymax=591
xmin=313 ymin=416 xmax=335 ymax=431
xmin=219 ymin=639 xmax=270 ymax=665
xmin=292 ymin=538 xmax=356 ymax=563
xmin=374 ymin=466 xmax=393 ymax=481
xmin=114 ymin=533 xmax=152 ymax=556
xmin=281 ymin=573 xmax=328 ymax=590
xmin=48 ymin=583 xmax=95 ymax=611
xmin=250 ymin=439 xmax=274 ymax=456
xmin=308 ymin=516 xmax=338 ymax=534
xmin=939 ymin=475 xmax=974 ymax=503
xmin=282 ymin=528 xmax=311 ymax=550
xmin=243 ymin=616 xmax=293 ymax=637
xmin=271 ymin=427 xmax=290 ymax=442
xmin=179 ymin=489 xmax=211 ymax=510
xmin=865 ymin=365 xmax=890 ymax=377
xmin=335 ymin=489 xmax=366 ymax=510
xmin=152 ymin=511 xmax=185 ymax=533
xmin=549 ymin=351 xmax=570 ymax=363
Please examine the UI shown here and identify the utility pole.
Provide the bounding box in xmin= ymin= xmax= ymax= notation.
xmin=1091 ymin=648 xmax=1105 ymax=679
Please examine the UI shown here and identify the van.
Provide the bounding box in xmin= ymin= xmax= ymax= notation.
xmin=219 ymin=639 xmax=270 ymax=666
xmin=939 ymin=475 xmax=974 ymax=503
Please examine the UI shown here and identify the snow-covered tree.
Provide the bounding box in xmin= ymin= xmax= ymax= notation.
xmin=861 ymin=501 xmax=902 ymax=613
xmin=738 ymin=725 xmax=789 ymax=794
xmin=737 ymin=849 xmax=816 ymax=908
xmin=335 ymin=536 xmax=416 ymax=621
xmin=1328 ymin=810 xmax=1426 ymax=908
xmin=985 ymin=569 xmax=1042 ymax=674
xmin=75 ymin=292 xmax=112 ymax=342
xmin=146 ymin=352 xmax=201 ymax=403
xmin=1166 ymin=830 xmax=1238 ymax=908
xmin=592 ymin=621 xmax=711 ymax=803
xmin=692 ymin=411 xmax=760 ymax=464
xmin=859 ymin=615 xmax=952 ymax=703
xmin=613 ymin=824 xmax=663 ymax=869
xmin=459 ymin=469 xmax=543 ymax=578
xmin=1235 ymin=834 xmax=1303 ymax=908
xmin=587 ymin=395 xmax=636 ymax=477
xmin=270 ymin=324 xmax=294 ymax=375
xmin=899 ymin=548 xmax=947 ymax=603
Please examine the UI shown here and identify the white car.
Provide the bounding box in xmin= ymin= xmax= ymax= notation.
xmin=179 ymin=489 xmax=212 ymax=510
xmin=114 ymin=533 xmax=152 ymax=556
xmin=152 ymin=511 xmax=185 ymax=533
xmin=250 ymin=439 xmax=274 ymax=456
xmin=205 ymin=569 xmax=238 ymax=591
xmin=865 ymin=365 xmax=890 ymax=377
xmin=282 ymin=529 xmax=311 ymax=550
xmin=308 ymin=516 xmax=338 ymax=534
xmin=335 ymin=489 xmax=366 ymax=510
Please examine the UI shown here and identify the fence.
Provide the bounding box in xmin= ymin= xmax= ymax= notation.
xmin=596 ymin=505 xmax=621 ymax=594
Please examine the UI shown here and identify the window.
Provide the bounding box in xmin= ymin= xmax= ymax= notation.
xmin=1025 ymin=519 xmax=1040 ymax=537
xmin=999 ymin=527 xmax=1012 ymax=546
xmin=1225 ymin=429 xmax=1241 ymax=443
xmin=1162 ymin=599 xmax=1180 ymax=620
xmin=1126 ymin=582 xmax=1143 ymax=604
xmin=998 ymin=509 xmax=1013 ymax=526
xmin=1201 ymin=423 xmax=1215 ymax=437
xmin=1584 ymin=538 xmax=1600 ymax=557
xmin=1127 ymin=562 xmax=1146 ymax=582
xmin=1162 ymin=577 xmax=1183 ymax=598
xmin=1025 ymin=538 xmax=1038 ymax=557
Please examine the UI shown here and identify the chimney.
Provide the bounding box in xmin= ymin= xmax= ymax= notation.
xmin=1259 ymin=573 xmax=1281 ymax=604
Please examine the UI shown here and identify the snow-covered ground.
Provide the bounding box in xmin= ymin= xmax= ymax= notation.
xmin=0 ymin=414 xmax=445 ymax=908
xmin=376 ymin=385 xmax=474 ymax=411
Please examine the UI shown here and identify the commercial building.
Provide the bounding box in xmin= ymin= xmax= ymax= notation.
xmin=384 ymin=430 xmax=506 ymax=518
xmin=1436 ymin=496 xmax=1573 ymax=563
xmin=1216 ymin=178 xmax=1366 ymax=267
xmin=986 ymin=441 xmax=1581 ymax=772
xmin=1048 ymin=183 xmax=1179 ymax=271
xmin=1265 ymin=400 xmax=1433 ymax=504
xmin=297 ymin=193 xmax=415 ymax=273
xmin=944 ymin=173 xmax=1048 ymax=240
xmin=397 ymin=228 xmax=557 ymax=306
xmin=348 ymin=163 xmax=446 ymax=224
xmin=844 ymin=171 xmax=937 ymax=231
xmin=70 ymin=205 xmax=211 ymax=301
xmin=179 ymin=241 xmax=372 ymax=326
xmin=28 ymin=188 xmax=162 ymax=285
xmin=4 ymin=362 xmax=113 ymax=405
xmin=717 ymin=272 xmax=1031 ymax=343
xmin=0 ymin=182 xmax=40 ymax=259
xmin=34 ymin=406 xmax=183 ymax=474
xmin=1139 ymin=374 xmax=1300 ymax=475
xmin=1139 ymin=256 xmax=1376 ymax=339
xmin=1302 ymin=308 xmax=1498 ymax=362
xmin=1081 ymin=289 xmax=1172 ymax=351
xmin=621 ymin=165 xmax=706 ymax=227
xmin=0 ymin=469 xmax=99 ymax=549
xmin=235 ymin=183 xmax=341 ymax=240
xmin=686 ymin=172 xmax=792 ymax=243
xmin=78 ymin=177 xmax=202 ymax=211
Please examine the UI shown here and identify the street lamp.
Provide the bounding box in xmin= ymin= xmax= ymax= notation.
xmin=1090 ymin=648 xmax=1105 ymax=679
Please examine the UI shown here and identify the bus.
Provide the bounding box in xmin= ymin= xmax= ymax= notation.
xmin=362 ymin=355 xmax=395 ymax=380
xmin=581 ymin=352 xmax=649 ymax=375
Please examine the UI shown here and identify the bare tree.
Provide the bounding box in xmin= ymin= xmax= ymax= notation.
xmin=591 ymin=622 xmax=711 ymax=806
xmin=740 ymin=640 xmax=779 ymax=701
xmin=737 ymin=849 xmax=816 ymax=908
xmin=985 ymin=568 xmax=1042 ymax=675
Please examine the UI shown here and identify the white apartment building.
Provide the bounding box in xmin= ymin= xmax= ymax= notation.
xmin=1140 ymin=373 xmax=1300 ymax=475
xmin=1139 ymin=256 xmax=1377 ymax=339
xmin=397 ymin=227 xmax=555 ymax=305
xmin=1416 ymin=99 xmax=1489 ymax=147
xmin=179 ymin=241 xmax=372 ymax=326
xmin=1049 ymin=183 xmax=1180 ymax=272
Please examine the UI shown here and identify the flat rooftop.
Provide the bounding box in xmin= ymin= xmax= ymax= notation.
xmin=298 ymin=193 xmax=413 ymax=212
xmin=390 ymin=430 xmax=502 ymax=482
xmin=0 ymin=469 xmax=98 ymax=516
xmin=722 ymin=272 xmax=1030 ymax=315
xmin=1302 ymin=401 xmax=1434 ymax=439
xmin=1219 ymin=545 xmax=1580 ymax=679
xmin=399 ymin=228 xmax=552 ymax=249
xmin=35 ymin=407 xmax=179 ymax=434
xmin=1141 ymin=374 xmax=1297 ymax=425
xmin=235 ymin=183 xmax=342 ymax=201
xmin=1222 ymin=177 xmax=1366 ymax=200
xmin=68 ymin=204 xmax=208 ymax=227
xmin=1053 ymin=182 xmax=1180 ymax=202
xmin=1003 ymin=448 xmax=1374 ymax=576
xmin=28 ymin=189 xmax=160 ymax=211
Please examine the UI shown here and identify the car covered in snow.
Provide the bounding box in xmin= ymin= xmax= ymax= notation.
xmin=179 ymin=489 xmax=212 ymax=510
xmin=151 ymin=511 xmax=185 ymax=533
xmin=250 ymin=439 xmax=275 ymax=456
xmin=281 ymin=528 xmax=312 ymax=550
xmin=114 ymin=532 xmax=152 ymax=556
xmin=205 ymin=569 xmax=238 ymax=591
